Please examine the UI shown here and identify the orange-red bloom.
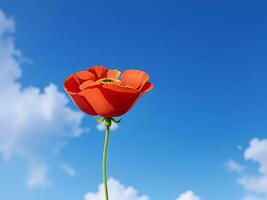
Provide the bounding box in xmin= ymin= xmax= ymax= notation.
xmin=64 ymin=66 xmax=153 ymax=117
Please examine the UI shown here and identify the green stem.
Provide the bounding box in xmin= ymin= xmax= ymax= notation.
xmin=103 ymin=123 xmax=110 ymax=200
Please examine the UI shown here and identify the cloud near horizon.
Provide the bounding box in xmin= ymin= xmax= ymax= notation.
xmin=175 ymin=190 xmax=201 ymax=200
xmin=84 ymin=177 xmax=203 ymax=200
xmin=84 ymin=178 xmax=149 ymax=200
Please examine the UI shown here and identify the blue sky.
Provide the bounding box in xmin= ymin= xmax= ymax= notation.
xmin=0 ymin=1 xmax=266 ymax=200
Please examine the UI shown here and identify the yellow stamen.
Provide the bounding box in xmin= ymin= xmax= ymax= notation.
xmin=96 ymin=78 xmax=120 ymax=85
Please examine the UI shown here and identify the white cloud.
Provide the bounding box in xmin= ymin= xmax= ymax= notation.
xmin=61 ymin=162 xmax=76 ymax=176
xmin=96 ymin=122 xmax=119 ymax=132
xmin=26 ymin=163 xmax=50 ymax=189
xmin=244 ymin=139 xmax=267 ymax=175
xmin=231 ymin=138 xmax=267 ymax=200
xmin=226 ymin=159 xmax=245 ymax=173
xmin=176 ymin=190 xmax=201 ymax=200
xmin=241 ymin=194 xmax=266 ymax=200
xmin=239 ymin=175 xmax=267 ymax=195
xmin=238 ymin=138 xmax=267 ymax=195
xmin=0 ymin=9 xmax=85 ymax=188
xmin=0 ymin=10 xmax=15 ymax=36
xmin=84 ymin=178 xmax=149 ymax=200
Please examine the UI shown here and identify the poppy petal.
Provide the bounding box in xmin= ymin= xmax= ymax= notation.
xmin=102 ymin=84 xmax=138 ymax=93
xmin=76 ymin=71 xmax=95 ymax=81
xmin=80 ymin=80 xmax=99 ymax=90
xmin=80 ymin=85 xmax=139 ymax=117
xmin=64 ymin=75 xmax=81 ymax=94
xmin=140 ymin=82 xmax=153 ymax=95
xmin=107 ymin=69 xmax=121 ymax=79
xmin=69 ymin=93 xmax=97 ymax=116
xmin=121 ymin=70 xmax=150 ymax=89
xmin=88 ymin=65 xmax=108 ymax=79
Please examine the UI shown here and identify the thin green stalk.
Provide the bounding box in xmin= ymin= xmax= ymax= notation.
xmin=103 ymin=123 xmax=110 ymax=200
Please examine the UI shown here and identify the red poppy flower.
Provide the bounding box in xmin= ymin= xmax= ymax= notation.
xmin=64 ymin=65 xmax=153 ymax=118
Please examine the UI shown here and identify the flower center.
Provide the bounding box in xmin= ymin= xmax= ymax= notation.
xmin=97 ymin=78 xmax=119 ymax=85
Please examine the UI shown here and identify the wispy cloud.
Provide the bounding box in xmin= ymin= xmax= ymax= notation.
xmin=0 ymin=10 xmax=14 ymax=35
xmin=241 ymin=194 xmax=266 ymax=200
xmin=225 ymin=159 xmax=245 ymax=173
xmin=0 ymin=9 xmax=85 ymax=188
xmin=26 ymin=163 xmax=50 ymax=189
xmin=60 ymin=162 xmax=76 ymax=177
